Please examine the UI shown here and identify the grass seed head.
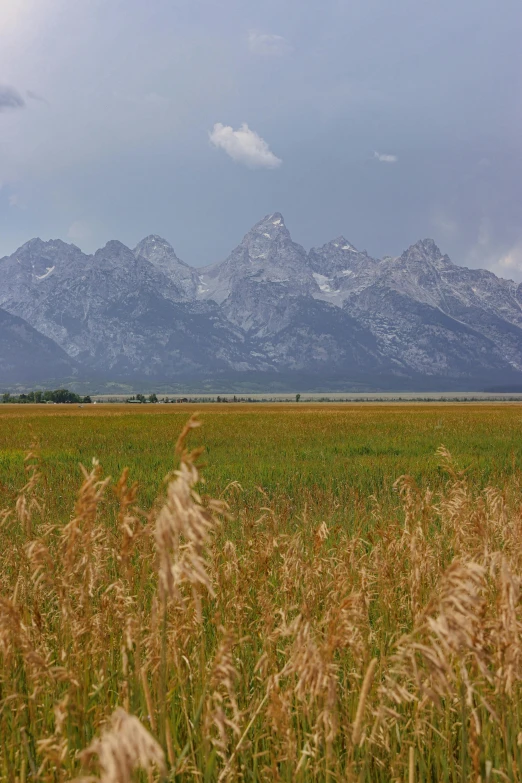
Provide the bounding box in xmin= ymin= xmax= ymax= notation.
xmin=77 ymin=708 xmax=166 ymax=783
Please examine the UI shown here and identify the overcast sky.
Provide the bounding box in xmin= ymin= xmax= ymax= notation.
xmin=1 ymin=0 xmax=521 ymax=277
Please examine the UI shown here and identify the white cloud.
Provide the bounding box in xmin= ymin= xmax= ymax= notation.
xmin=493 ymin=244 xmax=522 ymax=276
xmin=374 ymin=151 xmax=398 ymax=164
xmin=209 ymin=122 xmax=282 ymax=169
xmin=464 ymin=233 xmax=522 ymax=282
xmin=248 ymin=31 xmax=292 ymax=57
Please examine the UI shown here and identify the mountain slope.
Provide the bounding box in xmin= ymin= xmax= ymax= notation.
xmin=0 ymin=238 xmax=264 ymax=379
xmin=0 ymin=307 xmax=77 ymax=385
xmin=345 ymin=283 xmax=515 ymax=378
xmin=1 ymin=216 xmax=522 ymax=389
xmin=353 ymin=240 xmax=522 ymax=372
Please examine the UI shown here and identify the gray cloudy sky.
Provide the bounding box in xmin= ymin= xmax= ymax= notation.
xmin=1 ymin=0 xmax=521 ymax=276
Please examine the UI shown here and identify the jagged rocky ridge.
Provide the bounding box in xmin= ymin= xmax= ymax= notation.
xmin=1 ymin=213 xmax=522 ymax=389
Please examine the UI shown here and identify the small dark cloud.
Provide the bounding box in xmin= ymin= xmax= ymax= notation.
xmin=26 ymin=89 xmax=48 ymax=104
xmin=0 ymin=84 xmax=25 ymax=112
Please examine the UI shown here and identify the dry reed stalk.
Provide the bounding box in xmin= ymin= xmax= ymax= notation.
xmin=382 ymin=561 xmax=486 ymax=716
xmin=487 ymin=555 xmax=522 ymax=695
xmin=205 ymin=627 xmax=242 ymax=765
xmin=36 ymin=697 xmax=69 ymax=778
xmin=114 ymin=468 xmax=139 ymax=576
xmin=352 ymin=658 xmax=378 ymax=746
xmin=325 ymin=590 xmax=368 ymax=660
xmin=165 ymin=720 xmax=175 ymax=767
xmin=274 ymin=613 xmax=339 ymax=752
xmin=408 ymin=745 xmax=415 ymax=783
xmin=435 ymin=446 xmax=480 ymax=555
xmin=217 ymin=692 xmax=269 ymax=783
xmin=16 ymin=445 xmax=43 ymax=537
xmin=264 ymin=682 xmax=297 ymax=765
xmin=314 ymin=520 xmax=329 ymax=551
xmin=0 ymin=594 xmax=51 ymax=679
xmin=140 ymin=667 xmax=157 ymax=733
xmin=26 ymin=536 xmax=57 ymax=597
xmin=59 ymin=459 xmax=111 ymax=611
xmin=75 ymin=707 xmax=166 ymax=783
xmin=153 ymin=415 xmax=225 ymax=614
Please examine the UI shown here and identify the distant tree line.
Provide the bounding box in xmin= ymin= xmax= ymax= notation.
xmin=1 ymin=389 xmax=92 ymax=404
xmin=127 ymin=394 xmax=159 ymax=403
xmin=125 ymin=394 xmax=280 ymax=403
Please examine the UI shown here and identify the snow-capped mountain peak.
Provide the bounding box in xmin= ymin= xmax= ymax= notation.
xmin=328 ymin=236 xmax=358 ymax=251
xmin=240 ymin=212 xmax=292 ymax=250
xmin=307 ymin=236 xmax=378 ymax=301
xmin=0 ymin=237 xmax=87 ymax=287
xmin=415 ymin=237 xmax=443 ymax=257
xmin=398 ymin=238 xmax=449 ymax=267
xmin=133 ymin=234 xmax=199 ymax=299
xmin=134 ymin=234 xmax=178 ymax=260
xmin=198 ymin=213 xmax=313 ymax=305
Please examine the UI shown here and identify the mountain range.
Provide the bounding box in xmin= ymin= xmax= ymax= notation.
xmin=1 ymin=213 xmax=522 ymax=391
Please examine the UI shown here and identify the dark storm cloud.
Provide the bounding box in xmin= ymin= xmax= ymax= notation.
xmin=0 ymin=84 xmax=25 ymax=112
xmin=26 ymin=89 xmax=48 ymax=104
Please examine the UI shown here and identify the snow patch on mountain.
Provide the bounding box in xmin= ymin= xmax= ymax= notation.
xmin=35 ymin=266 xmax=55 ymax=280
xmin=312 ymin=273 xmax=339 ymax=294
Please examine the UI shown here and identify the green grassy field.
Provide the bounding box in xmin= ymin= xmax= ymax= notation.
xmin=1 ymin=403 xmax=522 ymax=781
xmin=1 ymin=403 xmax=521 ymax=523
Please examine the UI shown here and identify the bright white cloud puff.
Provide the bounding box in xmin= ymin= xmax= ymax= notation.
xmin=209 ymin=123 xmax=282 ymax=169
xmin=374 ymin=151 xmax=398 ymax=164
xmin=248 ymin=31 xmax=292 ymax=56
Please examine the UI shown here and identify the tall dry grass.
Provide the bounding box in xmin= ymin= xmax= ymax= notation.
xmin=1 ymin=418 xmax=522 ymax=780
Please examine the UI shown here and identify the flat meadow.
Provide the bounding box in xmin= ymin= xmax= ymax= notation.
xmin=2 ymin=402 xmax=522 ymax=781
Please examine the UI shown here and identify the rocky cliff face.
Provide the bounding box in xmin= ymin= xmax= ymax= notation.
xmin=199 ymin=213 xmax=316 ymax=306
xmin=0 ymin=238 xmax=257 ymax=380
xmin=1 ymin=214 xmax=522 ymax=389
xmin=134 ymin=235 xmax=200 ymax=300
xmin=307 ymin=237 xmax=379 ymax=303
xmin=340 ymin=239 xmax=522 ymax=376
